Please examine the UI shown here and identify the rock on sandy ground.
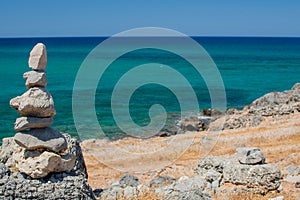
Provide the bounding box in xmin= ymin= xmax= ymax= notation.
xmin=81 ymin=112 xmax=300 ymax=199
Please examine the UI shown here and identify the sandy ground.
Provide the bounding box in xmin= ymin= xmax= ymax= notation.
xmin=81 ymin=112 xmax=300 ymax=198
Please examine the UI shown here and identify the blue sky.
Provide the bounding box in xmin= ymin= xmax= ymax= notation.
xmin=0 ymin=0 xmax=299 ymax=37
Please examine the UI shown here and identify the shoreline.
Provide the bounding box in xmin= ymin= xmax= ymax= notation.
xmin=81 ymin=83 xmax=300 ymax=199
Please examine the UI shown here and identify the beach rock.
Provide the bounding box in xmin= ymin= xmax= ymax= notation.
xmin=154 ymin=176 xmax=210 ymax=200
xmin=0 ymin=137 xmax=22 ymax=167
xmin=223 ymin=162 xmax=281 ymax=191
xmin=296 ymin=182 xmax=300 ymax=188
xmin=236 ymin=147 xmax=266 ymax=165
xmin=194 ymin=155 xmax=224 ymax=176
xmin=14 ymin=117 xmax=53 ymax=131
xmin=268 ymin=196 xmax=284 ymax=200
xmin=10 ymin=87 xmax=56 ymax=117
xmin=0 ymin=170 xmax=95 ymax=199
xmin=220 ymin=83 xmax=300 ymax=130
xmin=150 ymin=176 xmax=176 ymax=187
xmin=202 ymin=108 xmax=224 ymax=117
xmin=178 ymin=116 xmax=210 ymax=132
xmin=23 ymin=71 xmax=47 ymax=89
xmin=16 ymin=150 xmax=75 ymax=179
xmin=195 ymin=151 xmax=281 ymax=193
xmin=119 ymin=174 xmax=140 ymax=187
xmin=163 ymin=189 xmax=212 ymax=200
xmin=14 ymin=128 xmax=67 ymax=153
xmin=28 ymin=43 xmax=47 ymax=71
xmin=156 ymin=129 xmax=177 ymax=137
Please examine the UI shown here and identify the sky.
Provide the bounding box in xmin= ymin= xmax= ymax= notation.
xmin=0 ymin=0 xmax=299 ymax=37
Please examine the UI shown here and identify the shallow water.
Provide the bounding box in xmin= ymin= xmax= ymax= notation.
xmin=0 ymin=37 xmax=299 ymax=141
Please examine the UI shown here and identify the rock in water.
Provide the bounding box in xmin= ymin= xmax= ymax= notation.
xmin=14 ymin=117 xmax=53 ymax=131
xmin=10 ymin=87 xmax=56 ymax=117
xmin=14 ymin=128 xmax=67 ymax=153
xmin=23 ymin=71 xmax=47 ymax=88
xmin=28 ymin=43 xmax=47 ymax=71
xmin=237 ymin=147 xmax=266 ymax=165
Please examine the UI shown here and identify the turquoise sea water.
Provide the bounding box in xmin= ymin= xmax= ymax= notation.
xmin=0 ymin=37 xmax=299 ymax=141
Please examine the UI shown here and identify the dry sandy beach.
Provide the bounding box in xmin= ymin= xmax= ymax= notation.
xmin=82 ymin=111 xmax=300 ymax=199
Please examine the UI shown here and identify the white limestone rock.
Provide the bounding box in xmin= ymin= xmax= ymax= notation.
xmin=28 ymin=43 xmax=47 ymax=71
xmin=10 ymin=87 xmax=56 ymax=118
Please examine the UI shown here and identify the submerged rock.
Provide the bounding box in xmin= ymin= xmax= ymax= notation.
xmin=10 ymin=87 xmax=56 ymax=118
xmin=28 ymin=43 xmax=47 ymax=71
xmin=14 ymin=128 xmax=67 ymax=153
xmin=14 ymin=117 xmax=53 ymax=131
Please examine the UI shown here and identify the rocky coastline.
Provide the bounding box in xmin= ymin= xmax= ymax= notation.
xmin=0 ymin=43 xmax=299 ymax=199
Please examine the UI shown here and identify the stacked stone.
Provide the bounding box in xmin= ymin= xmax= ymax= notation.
xmin=9 ymin=43 xmax=75 ymax=178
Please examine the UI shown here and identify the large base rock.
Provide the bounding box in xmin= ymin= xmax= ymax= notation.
xmin=0 ymin=134 xmax=95 ymax=199
xmin=1 ymin=134 xmax=86 ymax=178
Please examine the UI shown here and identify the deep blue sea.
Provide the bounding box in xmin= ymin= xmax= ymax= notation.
xmin=0 ymin=37 xmax=299 ymax=141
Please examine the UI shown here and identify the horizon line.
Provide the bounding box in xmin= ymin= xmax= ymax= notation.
xmin=0 ymin=35 xmax=300 ymax=39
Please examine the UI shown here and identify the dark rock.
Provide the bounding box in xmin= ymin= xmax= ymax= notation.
xmin=14 ymin=128 xmax=67 ymax=153
xmin=93 ymin=188 xmax=103 ymax=197
xmin=178 ymin=116 xmax=210 ymax=132
xmin=202 ymin=108 xmax=224 ymax=117
xmin=119 ymin=174 xmax=140 ymax=187
xmin=296 ymin=182 xmax=300 ymax=188
xmin=150 ymin=176 xmax=176 ymax=187
xmin=156 ymin=129 xmax=177 ymax=137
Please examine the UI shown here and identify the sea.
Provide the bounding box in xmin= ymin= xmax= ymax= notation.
xmin=0 ymin=37 xmax=299 ymax=142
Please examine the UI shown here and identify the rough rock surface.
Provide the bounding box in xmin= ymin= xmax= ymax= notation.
xmin=14 ymin=117 xmax=53 ymax=131
xmin=119 ymin=174 xmax=140 ymax=187
xmin=98 ymin=175 xmax=212 ymax=200
xmin=0 ymin=134 xmax=95 ymax=199
xmin=212 ymin=83 xmax=300 ymax=130
xmin=28 ymin=43 xmax=47 ymax=71
xmin=23 ymin=71 xmax=47 ymax=89
xmin=195 ymin=150 xmax=281 ymax=194
xmin=14 ymin=128 xmax=67 ymax=153
xmin=16 ymin=150 xmax=76 ymax=179
xmin=178 ymin=116 xmax=210 ymax=132
xmin=149 ymin=176 xmax=176 ymax=187
xmin=236 ymin=147 xmax=266 ymax=165
xmin=10 ymin=87 xmax=56 ymax=118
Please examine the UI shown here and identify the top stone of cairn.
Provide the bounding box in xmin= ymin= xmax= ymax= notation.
xmin=28 ymin=43 xmax=47 ymax=71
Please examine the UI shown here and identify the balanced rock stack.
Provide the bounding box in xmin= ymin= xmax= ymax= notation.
xmin=9 ymin=43 xmax=76 ymax=178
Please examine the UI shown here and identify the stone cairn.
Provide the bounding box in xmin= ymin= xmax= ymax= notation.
xmin=9 ymin=43 xmax=76 ymax=178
